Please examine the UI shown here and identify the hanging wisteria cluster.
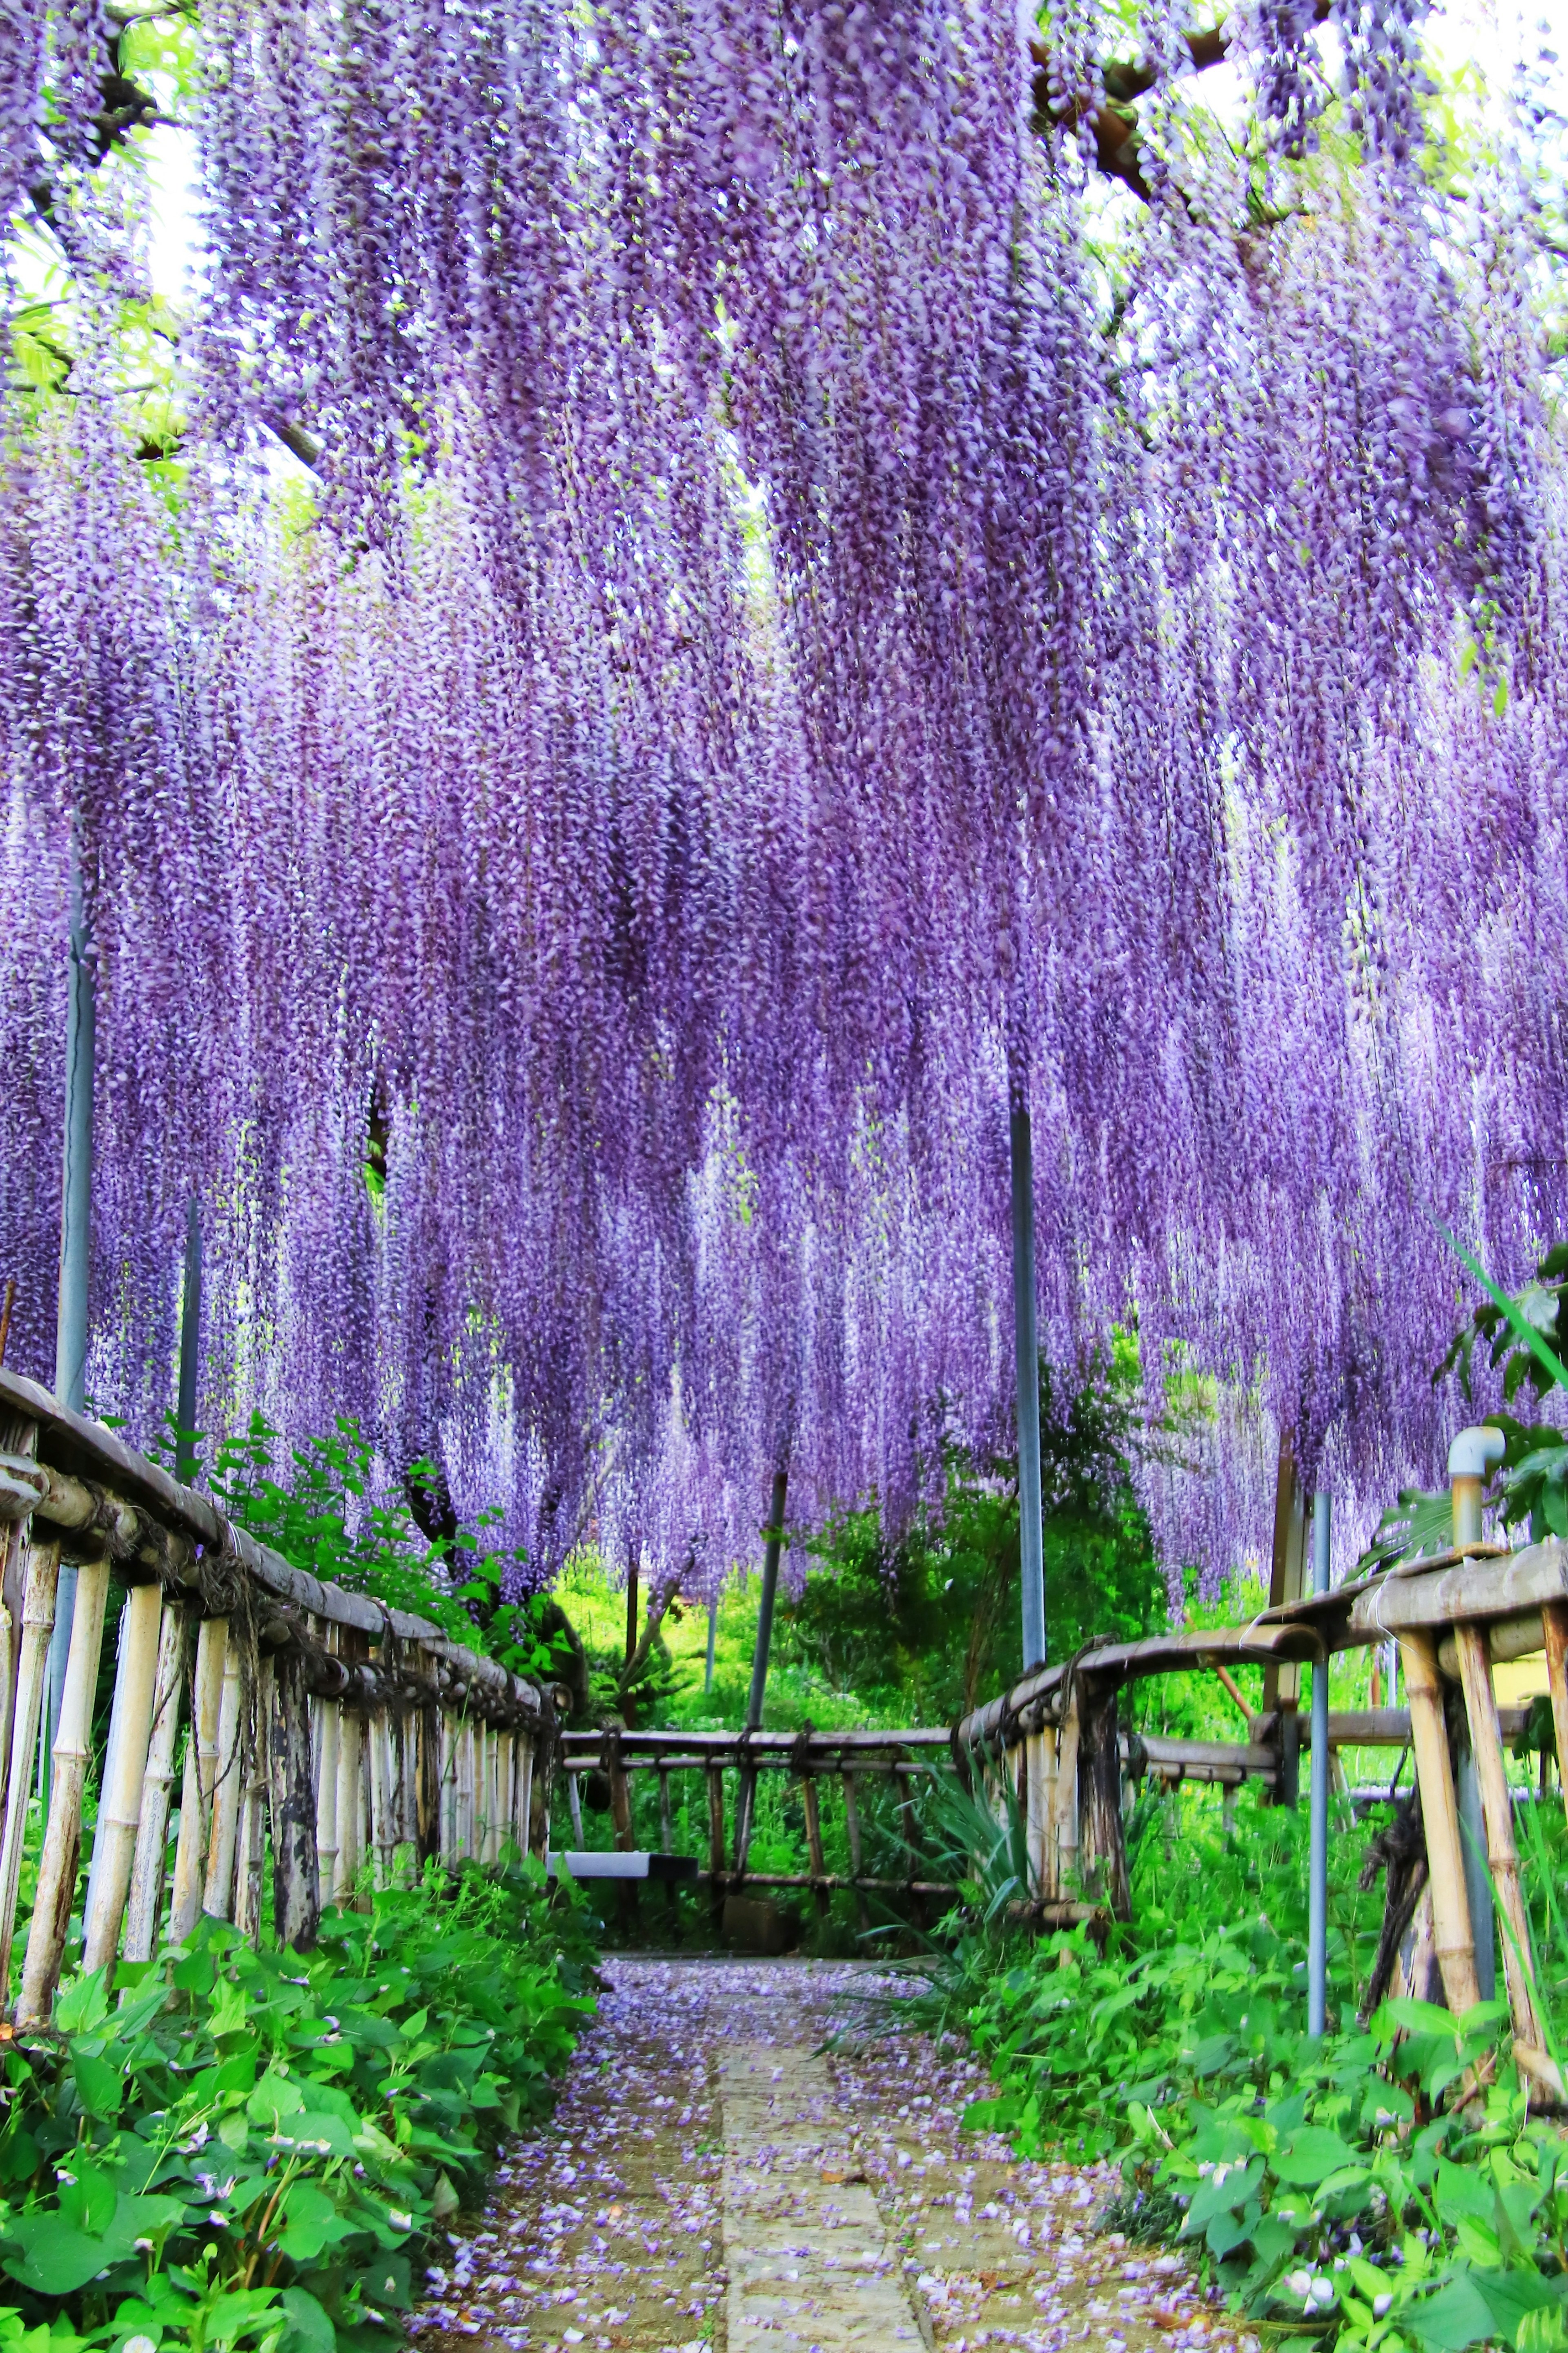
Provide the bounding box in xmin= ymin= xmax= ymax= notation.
xmin=2 ymin=0 xmax=1566 ymax=1602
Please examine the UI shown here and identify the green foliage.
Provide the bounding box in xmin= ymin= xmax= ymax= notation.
xmin=915 ymin=1789 xmax=1568 ymax=2353
xmin=155 ymin=1412 xmax=558 ymax=1677
xmin=782 ymin=1343 xmax=1165 ymax=1722
xmin=0 ymin=1866 xmax=593 ymax=2353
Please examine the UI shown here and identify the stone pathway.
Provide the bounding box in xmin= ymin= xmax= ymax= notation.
xmin=411 ymin=1958 xmax=1262 ymax=2353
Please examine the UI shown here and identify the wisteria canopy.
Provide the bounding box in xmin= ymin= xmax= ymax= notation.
xmin=0 ymin=0 xmax=1564 ymax=1600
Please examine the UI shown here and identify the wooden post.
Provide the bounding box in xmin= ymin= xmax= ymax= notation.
xmin=1263 ymin=1433 xmax=1306 ymax=1805
xmin=800 ymin=1769 xmax=830 ymax=1922
xmin=1079 ymin=1673 xmax=1130 ymax=1918
xmin=18 ymin=1551 xmax=111 ymax=2024
xmin=123 ymin=1598 xmax=187 ymax=1963
xmin=608 ymin=1731 xmax=637 ymax=1924
xmin=202 ymin=1627 xmax=245 ymax=1921
xmin=841 ymin=1768 xmax=872 ymax=1934
xmin=169 ymin=1614 xmax=226 ymax=1942
xmin=82 ymin=1577 xmax=165 ymax=1973
xmin=1400 ymin=1631 xmax=1483 ymax=2018
xmin=658 ymin=1761 xmax=673 ymax=1853
xmin=0 ymin=1534 xmax=58 ymax=1994
xmin=270 ymin=1645 xmax=320 ymax=1950
xmin=706 ymin=1761 xmax=726 ymax=1926
xmin=1453 ymin=1623 xmax=1554 ymax=2078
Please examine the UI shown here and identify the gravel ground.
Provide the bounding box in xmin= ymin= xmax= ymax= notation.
xmin=409 ymin=1957 xmax=1264 ymax=2353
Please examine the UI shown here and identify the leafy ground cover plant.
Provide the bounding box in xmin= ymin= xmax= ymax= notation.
xmin=935 ymin=1794 xmax=1568 ymax=2353
xmin=0 ymin=1862 xmax=595 ymax=2353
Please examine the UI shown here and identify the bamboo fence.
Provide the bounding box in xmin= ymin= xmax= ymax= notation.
xmin=0 ymin=1366 xmax=553 ymax=2026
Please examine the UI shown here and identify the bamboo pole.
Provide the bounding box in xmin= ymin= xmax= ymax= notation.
xmin=438 ymin=1713 xmax=457 ymax=1862
xmin=1400 ymin=1630 xmax=1482 ymax=2017
xmin=483 ymin=1723 xmax=501 ymax=1865
xmin=202 ymin=1628 xmax=245 ymax=1921
xmin=169 ymin=1614 xmax=227 ymax=1943
xmin=367 ymin=1708 xmax=392 ymax=1888
xmin=1453 ymin=1622 xmax=1552 ymax=2077
xmin=315 ymin=1698 xmax=341 ymax=1905
xmin=456 ymin=1718 xmax=475 ymax=1860
xmin=122 ymin=1599 xmax=187 ymax=1963
xmin=0 ymin=1535 xmax=58 ymax=1996
xmin=841 ymin=1767 xmax=872 ymax=1935
xmin=269 ymin=1644 xmax=320 ymax=1950
xmin=1052 ymin=1700 xmax=1082 ymax=1894
xmin=0 ymin=1410 xmax=38 ymax=1794
xmin=234 ymin=1661 xmax=271 ymax=1942
xmin=1541 ymin=1604 xmax=1568 ymax=1793
xmin=18 ymin=1551 xmax=111 ymax=2023
xmin=517 ymin=1734 xmax=535 ymax=1860
xmin=658 ymin=1761 xmax=673 ymax=1854
xmin=416 ymin=1704 xmax=441 ymax=1865
xmin=336 ymin=1706 xmax=363 ymax=1900
xmin=82 ymin=1578 xmax=165 ymax=1973
xmin=1025 ymin=1741 xmax=1048 ymax=1901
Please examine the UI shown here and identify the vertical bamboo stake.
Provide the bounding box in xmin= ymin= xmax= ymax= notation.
xmin=234 ymin=1663 xmax=271 ymax=1943
xmin=169 ymin=1615 xmax=227 ymax=1943
xmin=415 ymin=1703 xmax=441 ymax=1865
xmin=122 ymin=1599 xmax=187 ymax=1963
xmin=658 ymin=1762 xmax=673 ymax=1854
xmin=269 ymin=1645 xmax=320 ymax=1951
xmin=800 ymin=1770 xmax=830 ymax=1923
xmin=1400 ymin=1631 xmax=1482 ymax=2018
xmin=457 ymin=1718 xmax=476 ymax=1859
xmin=334 ymin=1706 xmax=363 ymax=1900
xmin=841 ymin=1768 xmax=872 ymax=1935
xmin=483 ymin=1724 xmax=501 ymax=1865
xmin=0 ymin=1536 xmax=59 ymax=1996
xmin=1052 ymin=1699 xmax=1082 ymax=1894
xmin=0 ymin=1410 xmax=39 ymax=1789
xmin=517 ymin=1734 xmax=535 ymax=1860
xmin=370 ymin=1708 xmax=396 ymax=1887
xmin=1541 ymin=1605 xmax=1568 ymax=1794
xmin=315 ymin=1700 xmax=341 ymax=1906
xmin=202 ymin=1629 xmax=245 ymax=1921
xmin=82 ymin=1578 xmax=165 ymax=1973
xmin=1454 ymin=1623 xmax=1548 ymax=2063
xmin=18 ymin=1552 xmax=111 ymax=2024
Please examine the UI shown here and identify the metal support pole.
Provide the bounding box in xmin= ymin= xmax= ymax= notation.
xmin=43 ymin=854 xmax=95 ymax=1796
xmin=176 ymin=1195 xmax=202 ymax=1484
xmin=1011 ymin=1102 xmax=1046 ymax=1673
xmin=1307 ymin=1488 xmax=1330 ymax=2036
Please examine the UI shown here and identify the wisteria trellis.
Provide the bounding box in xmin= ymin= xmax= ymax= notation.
xmin=0 ymin=0 xmax=1564 ymax=1602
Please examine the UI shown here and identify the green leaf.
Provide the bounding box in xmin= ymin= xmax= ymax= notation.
xmin=56 ymin=1970 xmax=110 ymax=2034
xmin=1406 ymin=2276 xmax=1499 ymax=2352
xmin=73 ymin=2052 xmax=125 ymax=2119
xmin=270 ymin=2113 xmax=357 ymax=2161
xmin=1272 ymin=2127 xmax=1360 ymax=2188
xmin=1439 ymin=1227 xmax=1568 ymax=1396
xmin=1183 ymin=2159 xmax=1263 ymax=2234
xmin=280 ymin=2288 xmax=336 ymax=2353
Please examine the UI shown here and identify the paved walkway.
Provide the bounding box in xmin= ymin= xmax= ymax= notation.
xmin=412 ymin=1958 xmax=1261 ymax=2353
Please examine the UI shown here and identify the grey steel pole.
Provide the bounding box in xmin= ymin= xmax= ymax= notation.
xmin=1307 ymin=1488 xmax=1330 ymax=2036
xmin=44 ymin=853 xmax=95 ymax=1795
xmin=176 ymin=1194 xmax=203 ymax=1485
xmin=1011 ymin=1103 xmax=1046 ymax=1672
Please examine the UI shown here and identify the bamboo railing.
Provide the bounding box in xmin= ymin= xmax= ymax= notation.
xmin=0 ymin=1367 xmax=554 ymax=2025
xmin=951 ymin=1429 xmax=1568 ymax=2101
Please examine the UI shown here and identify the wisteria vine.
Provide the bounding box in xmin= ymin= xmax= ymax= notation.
xmin=1 ymin=0 xmax=1565 ymax=1605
